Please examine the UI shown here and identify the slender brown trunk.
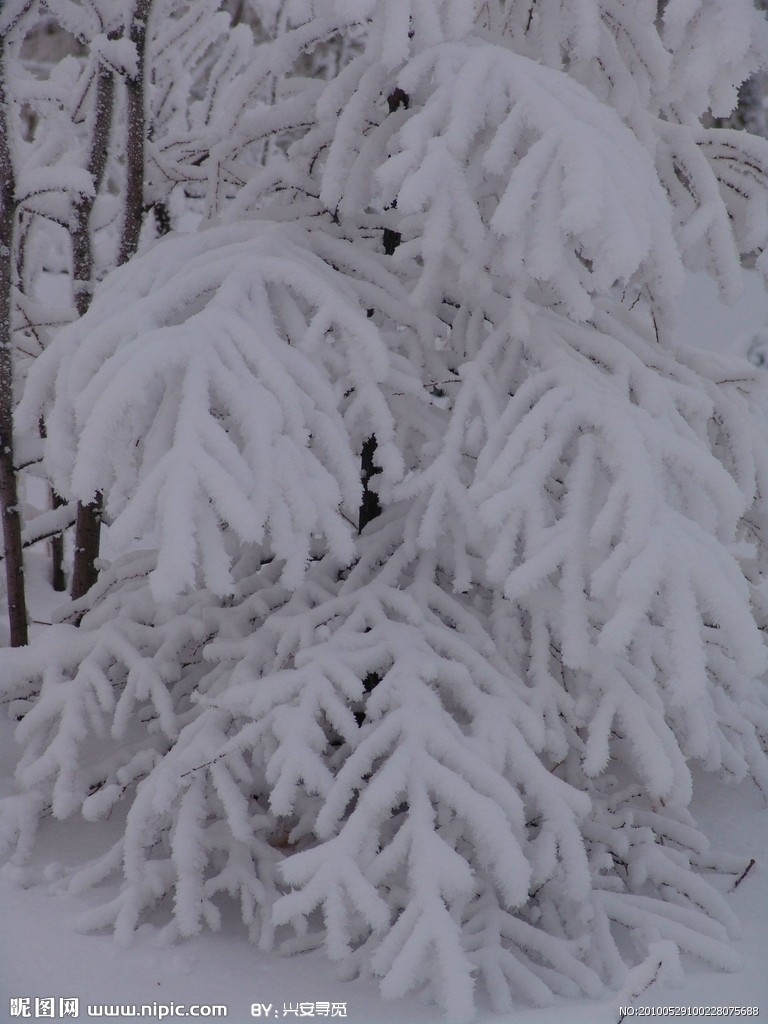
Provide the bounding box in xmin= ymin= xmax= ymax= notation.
xmin=357 ymin=90 xmax=409 ymax=537
xmin=71 ymin=492 xmax=102 ymax=600
xmin=71 ymin=2 xmax=150 ymax=600
xmin=70 ymin=66 xmax=116 ymax=600
xmin=118 ymin=0 xmax=150 ymax=267
xmin=0 ymin=46 xmax=28 ymax=644
xmin=36 ymin=418 xmax=66 ymax=591
xmin=50 ymin=490 xmax=66 ymax=592
xmin=358 ymin=427 xmax=382 ymax=533
xmin=72 ymin=67 xmax=115 ymax=318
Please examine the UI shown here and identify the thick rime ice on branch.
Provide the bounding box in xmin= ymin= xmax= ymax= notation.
xmin=19 ymin=223 xmax=401 ymax=599
xmin=3 ymin=1 xmax=768 ymax=1021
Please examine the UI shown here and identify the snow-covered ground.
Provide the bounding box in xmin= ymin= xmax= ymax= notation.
xmin=1 ymin=743 xmax=766 ymax=1024
xmin=2 ymin=273 xmax=768 ymax=1023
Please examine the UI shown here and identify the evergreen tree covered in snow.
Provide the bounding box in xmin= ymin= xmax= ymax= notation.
xmin=716 ymin=0 xmax=768 ymax=139
xmin=1 ymin=0 xmax=270 ymax=605
xmin=4 ymin=1 xmax=768 ymax=1019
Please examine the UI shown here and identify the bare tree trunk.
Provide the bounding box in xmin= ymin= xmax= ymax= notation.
xmin=0 ymin=46 xmax=28 ymax=644
xmin=357 ymin=89 xmax=409 ymax=536
xmin=70 ymin=65 xmax=116 ymax=601
xmin=70 ymin=491 xmax=103 ymax=600
xmin=71 ymin=2 xmax=150 ymax=600
xmin=72 ymin=67 xmax=115 ymax=318
xmin=49 ymin=489 xmax=66 ymax=592
xmin=34 ymin=417 xmax=67 ymax=591
xmin=358 ymin=423 xmax=382 ymax=533
xmin=118 ymin=0 xmax=151 ymax=267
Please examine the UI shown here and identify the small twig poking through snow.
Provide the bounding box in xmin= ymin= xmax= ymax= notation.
xmin=730 ymin=858 xmax=756 ymax=892
xmin=617 ymin=942 xmax=681 ymax=1023
xmin=617 ymin=964 xmax=662 ymax=1023
xmin=179 ymin=754 xmax=226 ymax=778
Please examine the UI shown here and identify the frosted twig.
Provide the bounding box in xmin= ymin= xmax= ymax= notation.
xmin=617 ymin=958 xmax=663 ymax=1023
xmin=730 ymin=858 xmax=756 ymax=892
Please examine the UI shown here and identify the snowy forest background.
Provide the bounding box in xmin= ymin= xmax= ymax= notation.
xmin=2 ymin=1 xmax=768 ymax=1020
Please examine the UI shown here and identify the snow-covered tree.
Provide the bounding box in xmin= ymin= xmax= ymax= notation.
xmin=3 ymin=1 xmax=768 ymax=1020
xmin=716 ymin=0 xmax=768 ymax=138
xmin=0 ymin=0 xmax=271 ymax=613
